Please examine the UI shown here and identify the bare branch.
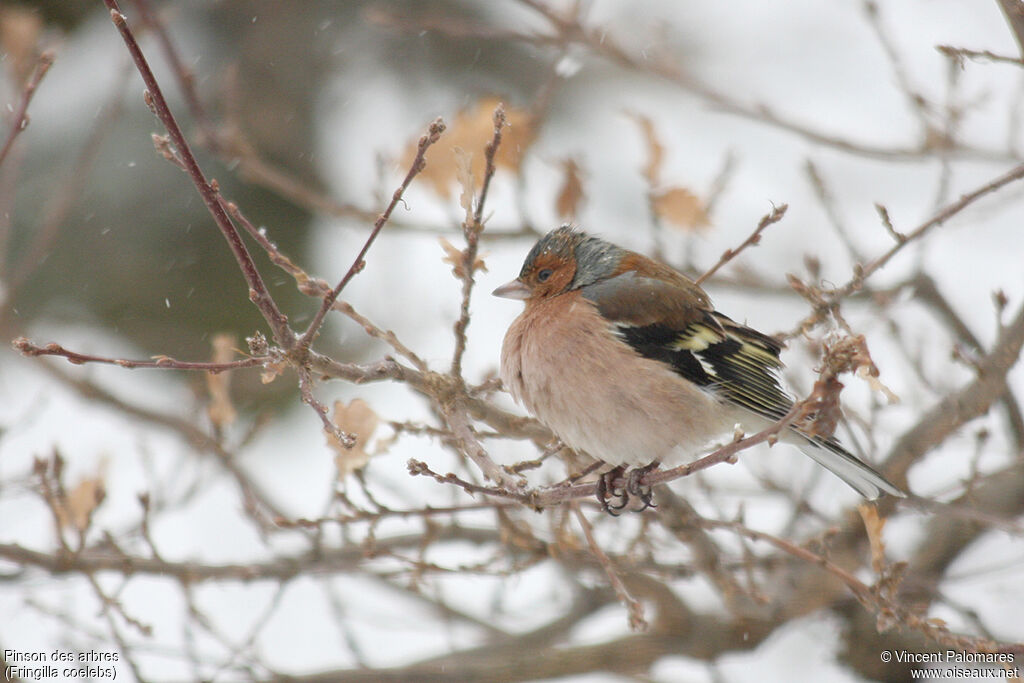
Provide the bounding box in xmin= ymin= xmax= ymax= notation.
xmin=885 ymin=298 xmax=1024 ymax=479
xmin=695 ymin=203 xmax=787 ymax=285
xmin=101 ymin=1 xmax=292 ymax=345
xmin=296 ymin=117 xmax=446 ymax=351
xmin=13 ymin=337 xmax=268 ymax=372
xmin=451 ymin=103 xmax=506 ymax=378
xmin=0 ymin=50 xmax=54 ymax=169
xmin=997 ymin=0 xmax=1024 ymax=60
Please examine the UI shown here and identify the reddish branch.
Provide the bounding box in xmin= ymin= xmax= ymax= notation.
xmin=12 ymin=338 xmax=268 ymax=373
xmin=102 ymin=1 xmax=292 ymax=346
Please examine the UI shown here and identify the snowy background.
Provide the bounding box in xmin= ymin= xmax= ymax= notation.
xmin=1 ymin=1 xmax=1023 ymax=681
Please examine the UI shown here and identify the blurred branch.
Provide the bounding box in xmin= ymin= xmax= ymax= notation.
xmin=0 ymin=528 xmax=504 ymax=583
xmin=4 ymin=59 xmax=129 ymax=300
xmin=0 ymin=50 xmax=54 ymax=169
xmin=997 ymin=0 xmax=1024 ymax=59
xmin=937 ymin=44 xmax=1024 ymax=67
xmin=512 ymin=0 xmax=1015 ymax=162
xmin=911 ymin=273 xmax=1024 ymax=451
xmin=29 ymin=358 xmax=290 ymax=521
xmin=789 ymin=161 xmax=1024 ymax=337
xmin=885 ymin=297 xmax=1024 ymax=480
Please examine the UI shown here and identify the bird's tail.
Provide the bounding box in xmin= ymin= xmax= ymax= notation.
xmin=798 ymin=437 xmax=904 ymax=500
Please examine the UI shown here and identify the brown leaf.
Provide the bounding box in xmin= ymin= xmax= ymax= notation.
xmin=858 ymin=504 xmax=887 ymax=574
xmin=260 ymin=360 xmax=286 ymax=384
xmin=651 ymin=186 xmax=710 ymax=232
xmin=57 ymin=460 xmax=108 ymax=532
xmin=825 ymin=335 xmax=899 ymax=404
xmin=628 ymin=112 xmax=664 ymax=186
xmin=404 ymin=97 xmax=535 ymax=199
xmin=206 ymin=333 xmax=237 ymax=428
xmin=439 ymin=237 xmax=487 ymax=280
xmin=797 ymin=374 xmax=844 ymax=441
xmin=555 ymin=158 xmax=585 ymax=220
xmin=328 ymin=399 xmax=379 ymax=479
xmin=454 ymin=146 xmax=475 ymax=224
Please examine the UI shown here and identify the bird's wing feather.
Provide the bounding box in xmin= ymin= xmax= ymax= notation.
xmin=581 ymin=271 xmax=792 ymax=422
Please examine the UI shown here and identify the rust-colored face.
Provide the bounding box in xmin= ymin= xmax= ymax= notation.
xmin=494 ymin=227 xmax=583 ymax=302
xmin=518 ymin=250 xmax=576 ymax=300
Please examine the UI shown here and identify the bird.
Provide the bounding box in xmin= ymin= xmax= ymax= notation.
xmin=493 ymin=225 xmax=904 ymax=513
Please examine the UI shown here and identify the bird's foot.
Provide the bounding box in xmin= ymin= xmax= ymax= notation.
xmin=597 ymin=462 xmax=660 ymax=515
xmin=627 ymin=461 xmax=660 ymax=511
xmin=597 ymin=465 xmax=628 ymax=515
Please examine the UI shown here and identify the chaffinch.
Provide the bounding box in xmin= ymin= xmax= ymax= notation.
xmin=493 ymin=225 xmax=903 ymax=512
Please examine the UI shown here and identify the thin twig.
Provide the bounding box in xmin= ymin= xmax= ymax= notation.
xmin=648 ymin=403 xmax=801 ymax=486
xmin=695 ymin=203 xmax=787 ymax=286
xmin=840 ymin=162 xmax=1024 ymax=297
xmin=697 ymin=517 xmax=875 ymax=605
xmin=442 ymin=401 xmax=526 ymax=490
xmin=335 ymin=301 xmax=428 ymax=372
xmin=131 ymin=0 xmax=218 ymax=144
xmin=13 ymin=338 xmax=268 ymax=373
xmin=874 ymin=203 xmax=907 ymax=244
xmin=805 ymin=159 xmax=864 ymax=262
xmin=298 ymin=365 xmax=355 ymax=448
xmin=102 ymin=2 xmax=292 ymax=345
xmin=0 ymin=50 xmax=55 ymax=169
xmin=296 ymin=117 xmax=446 ymax=351
xmin=409 ymin=402 xmax=807 ymax=508
xmin=937 ymin=45 xmax=1024 ymax=67
xmin=862 ymin=0 xmax=935 ymax=136
xmin=6 ymin=59 xmax=130 ymax=294
xmin=451 ymin=103 xmax=506 ymax=378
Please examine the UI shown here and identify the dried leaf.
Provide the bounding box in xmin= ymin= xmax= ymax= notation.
xmin=628 ymin=112 xmax=664 ymax=186
xmin=328 ymin=399 xmax=379 ymax=479
xmin=57 ymin=460 xmax=108 ymax=532
xmin=857 ymin=365 xmax=900 ymax=404
xmin=404 ymin=97 xmax=534 ymax=198
xmin=439 ymin=237 xmax=487 ymax=280
xmin=206 ymin=333 xmax=237 ymax=428
xmin=797 ymin=375 xmax=844 ymax=440
xmin=555 ymin=158 xmax=585 ymax=220
xmin=453 ymin=146 xmax=475 ymax=224
xmin=651 ymin=186 xmax=710 ymax=232
xmin=858 ymin=504 xmax=887 ymax=574
xmin=260 ymin=360 xmax=286 ymax=384
xmin=826 ymin=335 xmax=900 ymax=404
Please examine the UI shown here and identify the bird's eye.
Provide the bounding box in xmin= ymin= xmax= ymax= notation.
xmin=537 ymin=268 xmax=553 ymax=282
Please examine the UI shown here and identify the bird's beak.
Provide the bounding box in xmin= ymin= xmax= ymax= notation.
xmin=492 ymin=278 xmax=531 ymax=300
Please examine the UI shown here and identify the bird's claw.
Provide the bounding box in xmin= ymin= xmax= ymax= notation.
xmin=597 ymin=462 xmax=660 ymax=514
